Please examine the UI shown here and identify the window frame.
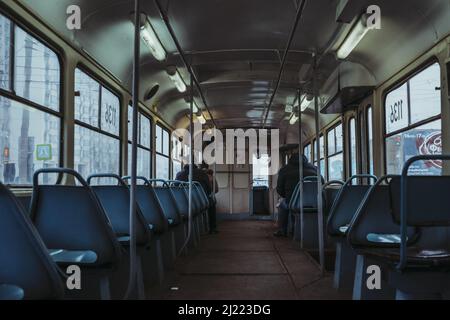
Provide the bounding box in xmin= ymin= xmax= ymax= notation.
xmin=326 ymin=122 xmax=344 ymax=181
xmin=74 ymin=65 xmax=122 ymax=175
xmin=382 ymin=59 xmax=442 ymax=173
xmin=155 ymin=122 xmax=171 ymax=180
xmin=366 ymin=105 xmax=374 ymax=175
xmin=0 ymin=11 xmax=64 ymax=187
xmin=348 ymin=116 xmax=358 ymax=177
xmin=127 ymin=104 xmax=152 ymax=178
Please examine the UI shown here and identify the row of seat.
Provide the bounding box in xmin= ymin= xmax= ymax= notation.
xmin=327 ymin=155 xmax=450 ymax=299
xmin=0 ymin=168 xmax=210 ymax=300
xmin=288 ymin=177 xmax=343 ymax=249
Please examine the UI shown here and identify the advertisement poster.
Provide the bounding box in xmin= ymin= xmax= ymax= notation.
xmin=403 ymin=130 xmax=442 ymax=175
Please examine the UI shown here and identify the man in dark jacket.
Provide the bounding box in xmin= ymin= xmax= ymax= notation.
xmin=274 ymin=153 xmax=320 ymax=237
xmin=176 ymin=164 xmax=212 ymax=196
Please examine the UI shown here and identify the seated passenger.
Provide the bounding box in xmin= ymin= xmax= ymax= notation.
xmin=274 ymin=153 xmax=321 ymax=237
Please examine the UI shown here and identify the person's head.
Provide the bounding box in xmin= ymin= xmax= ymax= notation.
xmin=183 ymin=164 xmax=198 ymax=171
xmin=200 ymin=162 xmax=209 ymax=171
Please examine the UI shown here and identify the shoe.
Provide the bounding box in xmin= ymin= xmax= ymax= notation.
xmin=273 ymin=230 xmax=286 ymax=237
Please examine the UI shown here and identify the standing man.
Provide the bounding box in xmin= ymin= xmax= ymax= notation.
xmin=274 ymin=153 xmax=320 ymax=237
xmin=201 ymin=163 xmax=219 ymax=234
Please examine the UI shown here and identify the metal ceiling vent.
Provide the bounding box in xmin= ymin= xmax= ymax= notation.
xmin=320 ymin=61 xmax=376 ymax=114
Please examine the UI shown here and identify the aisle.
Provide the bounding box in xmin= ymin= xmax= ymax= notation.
xmin=152 ymin=220 xmax=350 ymax=300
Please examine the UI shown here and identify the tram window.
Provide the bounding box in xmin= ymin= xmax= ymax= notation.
xmin=367 ymin=106 xmax=374 ymax=175
xmin=0 ymin=16 xmax=61 ymax=185
xmin=0 ymin=97 xmax=61 ymax=185
xmin=252 ymin=154 xmax=269 ymax=187
xmin=303 ymin=144 xmax=311 ymax=162
xmin=127 ymin=105 xmax=152 ymax=178
xmin=172 ymin=134 xmax=182 ymax=178
xmin=409 ymin=63 xmax=441 ymax=123
xmin=100 ymin=87 xmax=120 ymax=136
xmin=0 ymin=14 xmax=11 ymax=90
xmin=314 ymin=135 xmax=325 ymax=172
xmin=155 ymin=123 xmax=170 ymax=180
xmin=327 ymin=123 xmax=344 ymax=181
xmin=386 ymin=120 xmax=441 ymax=175
xmin=385 ymin=63 xmax=442 ymax=175
xmin=14 ymin=26 xmax=60 ymax=111
xmin=349 ymin=118 xmax=357 ymax=177
xmin=74 ymin=68 xmax=121 ymax=178
xmin=74 ymin=69 xmax=99 ymax=126
xmin=74 ymin=125 xmax=120 ymax=178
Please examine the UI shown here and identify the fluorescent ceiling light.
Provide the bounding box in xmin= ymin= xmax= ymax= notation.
xmin=285 ymin=105 xmax=293 ymax=113
xmin=167 ymin=66 xmax=187 ymax=93
xmin=196 ymin=113 xmax=206 ymax=125
xmin=337 ymin=14 xmax=370 ymax=60
xmin=299 ymin=95 xmax=311 ymax=111
xmin=140 ymin=21 xmax=166 ymax=61
xmin=289 ymin=113 xmax=298 ymax=125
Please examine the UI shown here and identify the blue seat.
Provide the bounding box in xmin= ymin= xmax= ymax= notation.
xmin=326 ymin=175 xmax=377 ymax=290
xmin=87 ymin=174 xmax=150 ymax=246
xmin=30 ymin=168 xmax=122 ymax=299
xmin=0 ymin=182 xmax=64 ymax=300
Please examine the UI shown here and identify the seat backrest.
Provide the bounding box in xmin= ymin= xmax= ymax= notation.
xmin=348 ymin=184 xmax=418 ymax=248
xmin=390 ymin=176 xmax=450 ymax=226
xmin=170 ymin=185 xmax=190 ymax=218
xmin=194 ymin=182 xmax=209 ymax=210
xmin=288 ymin=182 xmax=300 ymax=211
xmin=327 ymin=185 xmax=372 ymax=236
xmin=135 ymin=185 xmax=169 ymax=234
xmin=0 ymin=183 xmax=64 ymax=300
xmin=30 ymin=169 xmax=121 ymax=267
xmin=323 ymin=184 xmax=343 ymax=216
xmin=90 ymin=185 xmax=150 ymax=245
xmin=153 ymin=186 xmax=182 ymax=226
xmin=303 ymin=181 xmax=319 ymax=209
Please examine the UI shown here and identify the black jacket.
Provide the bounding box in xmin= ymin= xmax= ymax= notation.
xmin=176 ymin=165 xmax=212 ymax=196
xmin=276 ymin=154 xmax=321 ymax=202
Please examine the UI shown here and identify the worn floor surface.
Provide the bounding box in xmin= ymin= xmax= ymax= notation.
xmin=150 ymin=220 xmax=350 ymax=300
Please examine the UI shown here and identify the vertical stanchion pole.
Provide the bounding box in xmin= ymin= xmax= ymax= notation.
xmin=313 ymin=54 xmax=325 ymax=274
xmin=125 ymin=0 xmax=140 ymax=299
xmin=298 ymin=90 xmax=304 ymax=248
xmin=188 ymin=74 xmax=194 ymax=242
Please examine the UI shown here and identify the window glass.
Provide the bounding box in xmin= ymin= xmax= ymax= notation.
xmin=303 ymin=144 xmax=311 ymax=162
xmin=127 ymin=104 xmax=133 ymax=140
xmin=409 ymin=63 xmax=441 ymax=124
xmin=74 ymin=125 xmax=120 ymax=178
xmin=384 ymin=63 xmax=442 ymax=176
xmin=162 ymin=129 xmax=169 ymax=156
xmin=367 ymin=107 xmax=374 ymax=175
xmin=140 ymin=114 xmax=151 ymax=149
xmin=319 ymin=135 xmax=325 ymax=160
xmin=349 ymin=118 xmax=357 ymax=177
xmin=100 ymin=87 xmax=120 ymax=136
xmin=327 ymin=123 xmax=344 ymax=180
xmin=75 ymin=68 xmax=99 ymax=126
xmin=385 ymin=83 xmax=408 ymax=134
xmin=386 ymin=120 xmax=441 ymax=176
xmin=0 ymin=97 xmax=60 ymax=184
xmin=327 ymin=130 xmax=335 ymax=155
xmin=172 ymin=160 xmax=182 ymax=179
xmin=127 ymin=145 xmax=151 ymax=178
xmin=14 ymin=26 xmax=60 ymax=110
xmin=155 ymin=153 xmax=169 ymax=180
xmin=328 ymin=153 xmax=344 ymax=181
xmin=0 ymin=14 xmax=11 ymax=90
xmin=385 ymin=63 xmax=441 ymax=134
xmin=335 ymin=124 xmax=343 ymax=152
xmin=156 ymin=125 xmax=163 ymax=153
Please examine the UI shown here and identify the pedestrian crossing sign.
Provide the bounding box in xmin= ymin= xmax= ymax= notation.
xmin=36 ymin=144 xmax=52 ymax=161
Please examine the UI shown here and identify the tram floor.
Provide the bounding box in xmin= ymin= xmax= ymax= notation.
xmin=148 ymin=220 xmax=350 ymax=300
